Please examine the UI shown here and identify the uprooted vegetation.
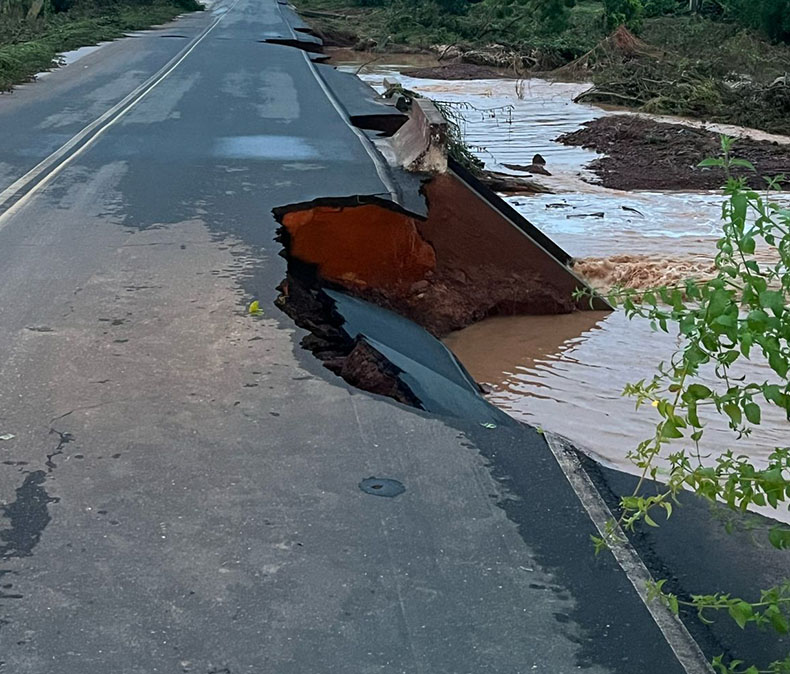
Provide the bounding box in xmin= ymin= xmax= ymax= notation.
xmin=0 ymin=0 xmax=202 ymax=91
xmin=562 ymin=23 xmax=790 ymax=135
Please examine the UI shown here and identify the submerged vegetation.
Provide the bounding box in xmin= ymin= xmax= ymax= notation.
xmin=0 ymin=0 xmax=202 ymax=91
xmin=297 ymin=0 xmax=790 ymax=133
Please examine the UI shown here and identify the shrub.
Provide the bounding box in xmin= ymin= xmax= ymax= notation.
xmin=602 ymin=0 xmax=643 ymax=31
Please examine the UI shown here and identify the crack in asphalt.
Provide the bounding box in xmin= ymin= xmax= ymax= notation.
xmin=45 ymin=429 xmax=74 ymax=472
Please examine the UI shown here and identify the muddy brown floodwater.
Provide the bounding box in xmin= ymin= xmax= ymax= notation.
xmin=337 ymin=61 xmax=790 ymax=521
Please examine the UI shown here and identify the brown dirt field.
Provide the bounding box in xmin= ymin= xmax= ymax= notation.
xmin=557 ymin=115 xmax=790 ymax=190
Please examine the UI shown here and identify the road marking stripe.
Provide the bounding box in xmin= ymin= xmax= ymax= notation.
xmin=544 ymin=432 xmax=714 ymax=674
xmin=276 ymin=2 xmax=401 ymax=204
xmin=0 ymin=0 xmax=239 ymax=230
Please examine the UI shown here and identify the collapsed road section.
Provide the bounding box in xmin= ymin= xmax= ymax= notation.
xmin=2 ymin=0 xmax=782 ymax=670
xmin=275 ymin=94 xmax=608 ymax=338
xmin=272 ymin=77 xmax=609 ymax=409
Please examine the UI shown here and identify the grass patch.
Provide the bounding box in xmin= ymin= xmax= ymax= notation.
xmin=297 ymin=0 xmax=607 ymax=60
xmin=0 ymin=0 xmax=202 ymax=91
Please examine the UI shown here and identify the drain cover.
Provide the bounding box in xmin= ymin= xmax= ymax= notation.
xmin=359 ymin=477 xmax=405 ymax=498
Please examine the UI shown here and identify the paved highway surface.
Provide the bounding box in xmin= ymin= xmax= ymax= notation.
xmin=0 ymin=1 xmax=733 ymax=671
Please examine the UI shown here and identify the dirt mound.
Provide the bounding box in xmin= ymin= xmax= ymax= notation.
xmin=557 ymin=115 xmax=790 ymax=190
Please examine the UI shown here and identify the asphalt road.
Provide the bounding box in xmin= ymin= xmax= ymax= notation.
xmin=0 ymin=1 xmax=718 ymax=672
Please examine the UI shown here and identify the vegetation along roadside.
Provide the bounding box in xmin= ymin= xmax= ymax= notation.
xmin=0 ymin=0 xmax=203 ymax=92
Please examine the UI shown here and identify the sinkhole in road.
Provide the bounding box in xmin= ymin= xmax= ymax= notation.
xmin=260 ymin=38 xmax=325 ymax=55
xmin=270 ymin=176 xmax=605 ymax=416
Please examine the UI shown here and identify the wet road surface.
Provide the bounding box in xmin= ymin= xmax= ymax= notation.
xmin=0 ymin=2 xmax=752 ymax=672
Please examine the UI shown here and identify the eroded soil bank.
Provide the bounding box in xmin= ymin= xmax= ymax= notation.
xmin=275 ymin=273 xmax=423 ymax=407
xmin=558 ymin=115 xmax=790 ymax=191
xmin=274 ymin=173 xmax=594 ymax=338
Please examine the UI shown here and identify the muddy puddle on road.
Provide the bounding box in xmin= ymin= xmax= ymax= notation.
xmin=339 ymin=61 xmax=790 ymax=515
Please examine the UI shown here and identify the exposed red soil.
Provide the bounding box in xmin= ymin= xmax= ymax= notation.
xmin=278 ymin=171 xmax=587 ymax=337
xmin=282 ymin=205 xmax=436 ymax=289
xmin=558 ymin=115 xmax=790 ymax=191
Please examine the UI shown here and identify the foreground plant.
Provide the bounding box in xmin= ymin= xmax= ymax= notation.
xmin=581 ymin=136 xmax=790 ymax=673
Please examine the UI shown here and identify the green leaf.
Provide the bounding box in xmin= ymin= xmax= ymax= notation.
xmin=698 ymin=158 xmax=726 ymax=168
xmin=768 ymin=526 xmax=790 ymax=550
xmin=746 ymin=309 xmax=769 ymax=332
xmin=732 ymin=193 xmax=747 ymax=227
xmin=729 ymin=158 xmax=757 ymax=172
xmin=740 ymin=331 xmax=754 ymax=358
xmin=770 ymin=610 xmax=789 ymax=634
xmin=661 ymin=419 xmax=684 ymax=439
xmin=768 ymin=351 xmax=789 ymax=379
xmin=728 ymin=601 xmax=753 ymax=629
xmin=724 ymin=404 xmax=742 ymax=427
xmin=686 ymin=384 xmax=712 ymax=401
xmin=744 ymin=402 xmax=761 ymax=425
xmin=686 ymin=344 xmax=709 ymax=367
xmin=707 ymin=289 xmax=731 ymax=321
xmin=764 ymin=385 xmax=784 ymax=406
xmin=668 ymin=594 xmax=679 ymax=616
xmin=759 ymin=290 xmax=784 ymax=317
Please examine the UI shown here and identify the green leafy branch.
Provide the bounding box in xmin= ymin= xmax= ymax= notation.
xmin=582 ymin=136 xmax=790 ymax=672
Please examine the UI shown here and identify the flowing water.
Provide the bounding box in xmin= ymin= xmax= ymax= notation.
xmin=338 ymin=60 xmax=790 ymax=518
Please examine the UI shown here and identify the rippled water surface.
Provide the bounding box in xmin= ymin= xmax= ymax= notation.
xmin=343 ymin=62 xmax=790 ymax=516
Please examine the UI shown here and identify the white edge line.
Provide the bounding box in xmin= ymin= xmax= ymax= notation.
xmin=276 ymin=3 xmax=400 ymax=204
xmin=0 ymin=0 xmax=240 ymax=230
xmin=544 ymin=431 xmax=714 ymax=674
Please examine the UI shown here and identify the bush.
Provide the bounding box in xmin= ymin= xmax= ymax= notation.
xmin=535 ymin=0 xmax=576 ymax=35
xmin=602 ymin=0 xmax=643 ymax=31
xmin=643 ymin=0 xmax=680 ymax=17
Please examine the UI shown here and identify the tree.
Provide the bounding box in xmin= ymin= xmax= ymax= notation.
xmin=602 ymin=0 xmax=643 ymax=31
xmin=533 ymin=0 xmax=576 ymax=34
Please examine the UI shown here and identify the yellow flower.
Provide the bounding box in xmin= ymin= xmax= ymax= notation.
xmin=651 ymin=400 xmax=659 ymax=407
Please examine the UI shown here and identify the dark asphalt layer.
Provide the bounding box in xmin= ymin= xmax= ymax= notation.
xmin=587 ymin=463 xmax=790 ymax=670
xmin=0 ymin=1 xmax=736 ymax=671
